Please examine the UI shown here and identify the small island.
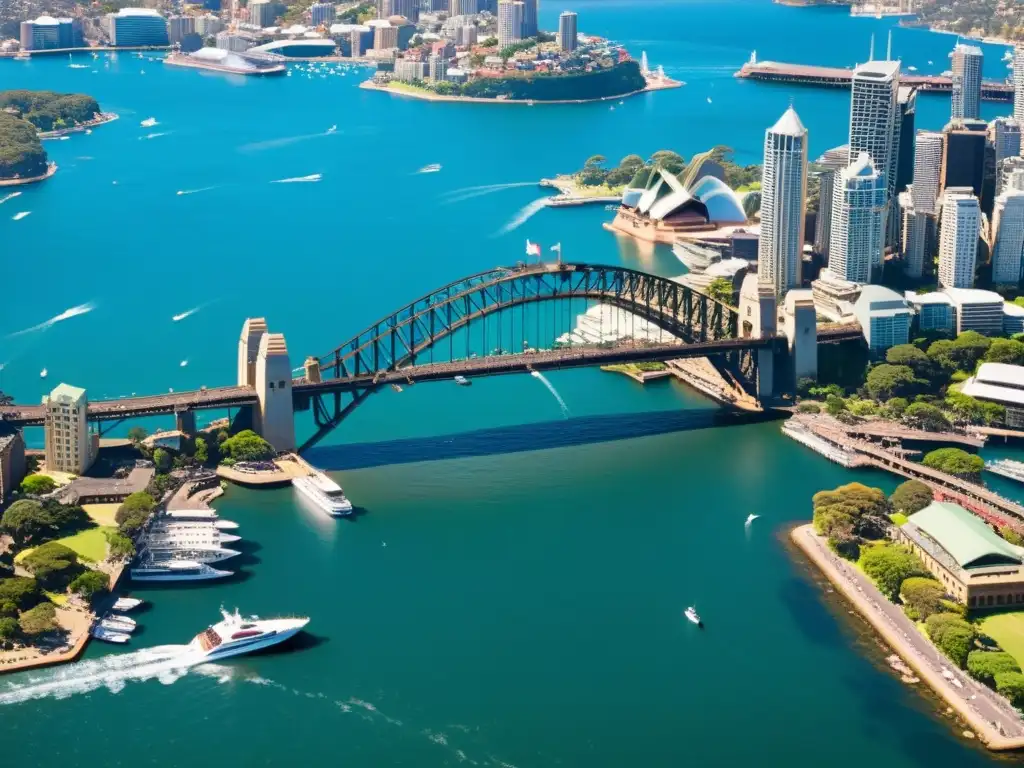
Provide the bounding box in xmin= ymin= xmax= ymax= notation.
xmin=0 ymin=90 xmax=116 ymax=185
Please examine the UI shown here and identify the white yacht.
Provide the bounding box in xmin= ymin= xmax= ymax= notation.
xmin=293 ymin=472 xmax=353 ymax=517
xmin=189 ymin=608 xmax=309 ymax=661
xmin=985 ymin=459 xmax=1024 ymax=484
xmin=163 ymin=509 xmax=239 ymax=530
xmin=144 ymin=545 xmax=240 ymax=564
xmin=112 ymin=597 xmax=143 ymax=612
xmin=131 ymin=561 xmax=232 ymax=581
xmin=100 ymin=617 xmax=136 ymax=633
xmin=149 ymin=521 xmax=240 ymax=543
xmin=92 ymin=625 xmax=130 ymax=643
xmin=684 ymin=606 xmax=703 ymax=628
xmin=103 ymin=613 xmax=136 ymax=628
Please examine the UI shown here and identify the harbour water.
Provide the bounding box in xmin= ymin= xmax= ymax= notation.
xmin=0 ymin=1 xmax=1022 ymax=765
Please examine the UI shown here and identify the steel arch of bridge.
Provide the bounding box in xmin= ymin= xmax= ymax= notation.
xmin=295 ymin=263 xmax=747 ymax=452
xmin=314 ymin=262 xmax=738 ymax=381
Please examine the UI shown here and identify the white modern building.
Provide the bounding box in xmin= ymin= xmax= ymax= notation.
xmin=911 ymin=130 xmax=944 ymax=215
xmin=829 ymin=152 xmax=886 ymax=284
xmin=990 ymin=117 xmax=1022 ymax=168
xmin=849 ymin=58 xmax=900 ymax=269
xmin=944 ymin=287 xmax=1005 ymax=335
xmin=558 ymin=10 xmax=577 ymax=52
xmin=992 ymin=191 xmax=1024 ymax=286
xmin=937 ymin=188 xmax=981 ymax=289
xmin=999 ymin=157 xmax=1024 ymax=197
xmin=899 ymin=188 xmax=932 ymax=279
xmin=905 ymin=291 xmax=955 ymax=333
xmin=950 ymin=43 xmax=983 ymax=121
xmin=110 ymin=8 xmax=169 ymax=46
xmin=853 ymin=285 xmax=913 ymax=353
xmin=195 ymin=13 xmax=224 ymax=37
xmin=961 ymin=363 xmax=1024 ymax=427
xmin=20 ymin=15 xmax=81 ymax=50
xmin=168 ymin=15 xmax=196 ymax=44
xmin=393 ymin=57 xmax=426 ymax=81
xmin=811 ymin=268 xmax=862 ymax=322
xmin=497 ymin=0 xmax=523 ymax=48
xmin=428 ymin=53 xmax=447 ymax=81
xmin=43 ymin=383 xmax=96 ymax=475
xmin=757 ymin=106 xmax=808 ymax=297
xmin=1015 ymin=46 xmax=1024 ymax=124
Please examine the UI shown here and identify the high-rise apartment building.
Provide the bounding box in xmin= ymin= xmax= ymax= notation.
xmin=990 ymin=117 xmax=1022 ymax=168
xmin=248 ymin=0 xmax=277 ymax=27
xmin=941 ymin=120 xmax=987 ymax=201
xmin=558 ymin=10 xmax=577 ymax=52
xmin=899 ymin=189 xmax=932 ymax=279
xmin=814 ymin=169 xmax=837 ymax=258
xmin=950 ymin=43 xmax=983 ymax=121
xmin=999 ymin=158 xmax=1024 ymax=197
xmin=895 ymin=86 xmax=917 ymax=194
xmin=450 ymin=0 xmax=478 ymax=14
xmin=43 ymin=384 xmax=95 ymax=475
xmin=109 ymin=8 xmax=169 ymax=46
xmin=428 ymin=53 xmax=447 ymax=81
xmin=937 ymin=188 xmax=982 ymax=289
xmin=195 ymin=13 xmax=224 ymax=37
xmin=310 ymin=2 xmax=335 ymax=26
xmin=912 ymin=130 xmax=944 ymax=215
xmin=497 ymin=0 xmax=523 ymax=47
xmin=520 ymin=0 xmax=537 ymax=37
xmin=829 ymin=153 xmax=887 ymax=284
xmin=168 ymin=15 xmax=196 ymax=44
xmin=390 ymin=0 xmax=419 ymax=21
xmin=991 ymin=191 xmax=1024 ymax=285
xmin=758 ymin=107 xmax=808 ymax=297
xmin=373 ymin=23 xmax=398 ymax=49
xmin=1015 ymin=46 xmax=1024 ymax=124
xmin=20 ymin=16 xmax=82 ymax=50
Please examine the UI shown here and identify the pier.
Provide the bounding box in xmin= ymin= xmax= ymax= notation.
xmin=735 ymin=59 xmax=1015 ymax=102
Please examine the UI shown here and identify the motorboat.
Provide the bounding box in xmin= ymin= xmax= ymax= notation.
xmin=745 ymin=514 xmax=760 ymax=525
xmin=293 ymin=472 xmax=353 ymax=517
xmin=985 ymin=459 xmax=1024 ymax=484
xmin=684 ymin=606 xmax=704 ymax=628
xmin=103 ymin=613 xmax=136 ymax=629
xmin=454 ymin=375 xmax=471 ymax=386
xmin=130 ymin=561 xmax=232 ymax=581
xmin=140 ymin=117 xmax=157 ymax=127
xmin=418 ymin=163 xmax=442 ymax=174
xmin=92 ymin=625 xmax=130 ymax=643
xmin=112 ymin=597 xmax=143 ymax=612
xmin=189 ymin=608 xmax=309 ymax=661
xmin=101 ymin=618 xmax=136 ymax=633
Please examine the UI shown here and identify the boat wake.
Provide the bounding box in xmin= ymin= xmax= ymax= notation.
xmin=176 ymin=186 xmax=218 ymax=196
xmin=238 ymin=132 xmax=334 ymax=153
xmin=172 ymin=305 xmax=202 ymax=322
xmin=530 ymin=370 xmax=570 ymax=418
xmin=141 ymin=131 xmax=170 ymax=140
xmin=0 ymin=192 xmax=22 ymax=205
xmin=440 ymin=181 xmax=535 ymax=205
xmin=12 ymin=211 xmax=31 ymax=221
xmin=495 ymin=197 xmax=549 ymax=235
xmin=271 ymin=173 xmax=322 ymax=184
xmin=0 ymin=645 xmax=200 ymax=705
xmin=6 ymin=302 xmax=95 ymax=338
xmin=415 ymin=163 xmax=442 ymax=174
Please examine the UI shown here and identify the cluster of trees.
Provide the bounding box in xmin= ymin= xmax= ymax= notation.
xmin=911 ymin=0 xmax=1023 ymax=41
xmin=0 ymin=576 xmax=55 ymax=642
xmin=575 ymin=154 xmax=647 ymax=188
xmin=890 ymin=479 xmax=934 ymax=515
xmin=336 ymin=0 xmax=375 ymax=23
xmin=0 ymin=91 xmax=101 ymax=132
xmin=811 ymin=482 xmax=891 ymax=559
xmin=115 ymin=491 xmax=156 ymax=535
xmin=925 ymin=612 xmax=977 ymax=668
xmin=860 ymin=542 xmax=925 ymax=600
xmin=0 ymin=112 xmax=47 ymax=180
xmin=459 ymin=60 xmax=647 ymax=101
xmin=21 ymin=542 xmax=85 ymax=591
xmin=921 ymin=447 xmax=985 ymax=479
xmin=0 ymin=498 xmax=90 ymax=548
xmin=220 ymin=430 xmax=275 ymax=463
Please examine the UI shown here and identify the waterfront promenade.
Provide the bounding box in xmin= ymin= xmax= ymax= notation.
xmin=793 ymin=524 xmax=1024 ymax=751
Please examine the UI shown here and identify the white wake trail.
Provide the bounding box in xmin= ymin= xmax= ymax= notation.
xmin=530 ymin=371 xmax=570 ymax=417
xmin=441 ymin=182 xmax=535 ymax=204
xmin=0 ymin=191 xmax=22 ymax=205
xmin=496 ymin=197 xmax=549 ymax=235
xmin=271 ymin=173 xmax=322 ymax=184
xmin=6 ymin=302 xmax=96 ymax=338
xmin=176 ymin=186 xmax=218 ymax=196
xmin=238 ymin=132 xmax=335 ymax=153
xmin=0 ymin=645 xmax=199 ymax=705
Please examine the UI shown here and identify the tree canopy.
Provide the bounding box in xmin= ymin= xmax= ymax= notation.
xmin=706 ymin=278 xmax=734 ymax=306
xmin=1 ymin=500 xmax=50 ymax=546
xmin=996 ymin=671 xmax=1024 ymax=707
xmin=984 ymin=337 xmax=1024 ymax=366
xmin=19 ymin=475 xmax=56 ymax=496
xmin=927 ymin=331 xmax=991 ymax=373
xmin=116 ymin=491 xmax=156 ymax=534
xmin=859 ymin=542 xmax=924 ymax=600
xmin=890 ymin=480 xmax=933 ymax=516
xmin=967 ymin=651 xmax=1021 ymax=685
xmin=922 ymin=448 xmax=984 ymax=478
xmin=18 ymin=601 xmax=57 ymax=635
xmin=899 ymin=576 xmax=945 ymax=620
xmin=865 ymin=364 xmax=923 ymax=401
xmin=221 ymin=430 xmax=275 ymax=462
xmin=0 ymin=90 xmax=101 ymax=131
xmin=812 ymin=482 xmax=891 ymax=558
xmin=21 ymin=542 xmax=83 ymax=590
xmin=902 ymin=401 xmax=950 ymax=432
xmin=925 ymin=612 xmax=977 ymax=668
xmin=0 ymin=111 xmax=47 ymax=180
xmin=69 ymin=570 xmax=109 ymax=601
xmin=0 ymin=576 xmax=43 ymax=610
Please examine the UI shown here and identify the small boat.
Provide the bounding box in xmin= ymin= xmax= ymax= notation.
xmin=391 ymin=383 xmax=403 ymax=393
xmin=112 ymin=597 xmax=143 ymax=612
xmin=180 ymin=359 xmax=188 ymax=367
xmin=326 ymin=124 xmax=337 ymax=133
xmin=140 ymin=117 xmax=157 ymax=128
xmin=985 ymin=459 xmax=1024 ymax=484
xmin=454 ymin=375 xmax=471 ymax=386
xmin=103 ymin=613 xmax=136 ymax=628
xmin=684 ymin=606 xmax=703 ymax=628
xmin=745 ymin=513 xmax=760 ymax=525
xmin=39 ymin=368 xmax=48 ymax=378
xmin=189 ymin=608 xmax=309 ymax=662
xmin=706 ymin=96 xmax=712 ymax=104
xmin=907 ymin=65 xmax=918 ymax=71
xmin=92 ymin=625 xmax=130 ymax=643
xmin=100 ymin=618 xmax=136 ymax=633
xmin=418 ymin=163 xmax=442 ymax=174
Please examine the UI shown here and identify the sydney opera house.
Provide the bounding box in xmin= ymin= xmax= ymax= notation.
xmin=608 ymin=150 xmax=759 ymax=247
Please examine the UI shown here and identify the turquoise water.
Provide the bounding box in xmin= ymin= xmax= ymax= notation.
xmin=0 ymin=2 xmax=1020 ymax=765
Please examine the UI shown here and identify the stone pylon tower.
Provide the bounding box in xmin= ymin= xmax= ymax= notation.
xmin=238 ymin=317 xmax=268 ymax=386
xmin=255 ymin=332 xmax=296 ymax=452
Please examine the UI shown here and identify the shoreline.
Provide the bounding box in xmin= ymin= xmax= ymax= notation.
xmin=359 ymin=74 xmax=682 ymax=106
xmin=0 ymin=162 xmax=58 ymax=187
xmin=38 ymin=111 xmax=118 ymax=139
xmin=791 ymin=523 xmax=1024 ymax=751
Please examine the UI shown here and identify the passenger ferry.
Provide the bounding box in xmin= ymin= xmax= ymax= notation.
xmin=164 ymin=509 xmax=240 ymax=530
xmin=189 ymin=608 xmax=309 ymax=661
xmin=292 ymin=471 xmax=353 ymax=517
xmin=985 ymin=459 xmax=1024 ymax=484
xmin=130 ymin=561 xmax=233 ymax=581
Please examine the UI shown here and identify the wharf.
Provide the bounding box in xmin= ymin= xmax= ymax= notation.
xmin=216 ymin=452 xmax=310 ymax=486
xmin=792 ymin=524 xmax=1024 ymax=751
xmin=735 ymin=60 xmax=1014 ymax=102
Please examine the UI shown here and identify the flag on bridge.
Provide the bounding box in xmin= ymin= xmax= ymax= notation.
xmin=525 ymin=240 xmax=541 ymax=258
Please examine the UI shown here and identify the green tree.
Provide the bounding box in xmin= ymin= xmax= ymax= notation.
xmin=1 ymin=499 xmax=50 ymax=547
xmin=885 ymin=344 xmax=934 ymax=378
xmin=922 ymin=447 xmax=984 ymax=478
xmin=127 ymin=426 xmax=148 ymax=445
xmin=925 ymin=612 xmax=977 ymax=668
xmin=21 ymin=542 xmax=82 ymax=591
xmin=847 ymin=398 xmax=878 ymax=417
xmin=995 ymin=671 xmax=1024 ymax=707
xmin=194 ymin=437 xmax=209 ymax=464
xmin=221 ymin=430 xmax=275 ymax=462
xmin=69 ymin=570 xmax=109 ymax=601
xmin=985 ymin=338 xmax=1024 ymax=366
xmin=967 ymin=651 xmax=1021 ymax=684
xmin=0 ymin=616 xmax=18 ymax=640
xmin=116 ymin=491 xmax=156 ymax=534
xmin=18 ymin=601 xmax=57 ymax=636
xmin=706 ymin=278 xmax=733 ymax=306
xmin=899 ymin=576 xmax=945 ymax=620
xmin=890 ymin=480 xmax=933 ymax=515
xmin=881 ymin=396 xmax=909 ymax=420
xmin=152 ymin=448 xmax=172 ymax=473
xmin=104 ymin=530 xmax=135 ymax=560
xmin=825 ymin=394 xmax=848 ymax=416
xmin=865 ymin=364 xmax=922 ymax=401
xmin=480 ymin=36 xmax=498 ymax=47
xmin=944 ymin=391 xmax=986 ymax=425
xmin=0 ymin=576 xmax=43 ymax=610
xmin=859 ymin=543 xmax=925 ymax=600
xmin=19 ymin=475 xmax=56 ymax=495
xmin=0 ymin=600 xmax=17 ymax=618
xmin=649 ymin=150 xmax=685 ymax=174
xmin=812 ymin=482 xmax=891 ymax=557
xmin=902 ymin=401 xmax=951 ymax=432
xmin=928 ymin=332 xmax=991 ymax=372
xmin=1000 ymin=526 xmax=1024 ymax=546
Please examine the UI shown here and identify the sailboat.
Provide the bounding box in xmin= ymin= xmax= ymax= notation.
xmin=40 ymin=368 xmax=48 ymax=378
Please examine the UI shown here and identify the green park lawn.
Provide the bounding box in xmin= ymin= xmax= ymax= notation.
xmin=979 ymin=612 xmax=1024 ymax=667
xmin=15 ymin=526 xmax=114 ymax=565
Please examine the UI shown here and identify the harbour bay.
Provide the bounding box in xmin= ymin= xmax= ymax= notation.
xmin=0 ymin=1 xmax=1022 ymax=765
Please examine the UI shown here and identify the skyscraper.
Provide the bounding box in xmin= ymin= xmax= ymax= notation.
xmin=941 ymin=120 xmax=987 ymax=201
xmin=849 ymin=59 xmax=899 ymax=268
xmin=1015 ymin=46 xmax=1024 ymax=124
xmin=991 ymin=191 xmax=1024 ymax=285
xmin=990 ymin=117 xmax=1022 ymax=168
xmin=937 ymin=188 xmax=981 ymax=289
xmin=950 ymin=43 xmax=983 ymax=121
xmin=389 ymin=0 xmax=418 ymax=21
xmin=450 ymin=0 xmax=478 ymax=15
xmin=899 ymin=189 xmax=932 ymax=279
xmin=888 ymin=85 xmax=917 ymax=248
xmin=520 ymin=0 xmax=537 ymax=37
xmin=497 ymin=0 xmax=523 ymax=47
xmin=43 ymin=384 xmax=95 ymax=475
xmin=758 ymin=107 xmax=808 ymax=297
xmin=558 ymin=10 xmax=577 ymax=52
xmin=912 ymin=130 xmax=944 ymax=215
xmin=828 ymin=153 xmax=887 ymax=284
xmin=168 ymin=14 xmax=196 ymax=44
xmin=309 ymin=2 xmax=335 ymax=26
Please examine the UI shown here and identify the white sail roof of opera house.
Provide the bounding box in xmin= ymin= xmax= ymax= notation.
xmin=689 ymin=176 xmax=747 ymax=223
xmin=632 ymin=166 xmax=748 ymax=225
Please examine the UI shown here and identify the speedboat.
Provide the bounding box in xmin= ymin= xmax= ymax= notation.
xmin=684 ymin=606 xmax=703 ymax=628
xmin=745 ymin=513 xmax=760 ymax=525
xmin=103 ymin=613 xmax=136 ymax=629
xmin=101 ymin=618 xmax=136 ymax=633
xmin=140 ymin=117 xmax=157 ymax=127
xmin=189 ymin=608 xmax=309 ymax=661
xmin=92 ymin=625 xmax=130 ymax=643
xmin=131 ymin=561 xmax=232 ymax=581
xmin=112 ymin=597 xmax=143 ymax=612
xmin=454 ymin=375 xmax=471 ymax=386
xmin=985 ymin=459 xmax=1024 ymax=484
xmin=293 ymin=472 xmax=353 ymax=517
xmin=418 ymin=163 xmax=442 ymax=174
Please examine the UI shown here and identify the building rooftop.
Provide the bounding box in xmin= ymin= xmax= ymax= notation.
xmin=769 ymin=106 xmax=806 ymax=137
xmin=905 ymin=500 xmax=1022 ymax=570
xmin=943 ymin=287 xmax=1003 ymax=305
xmin=855 ymin=284 xmax=910 ymax=311
xmin=44 ymin=383 xmax=86 ymax=404
xmin=115 ymin=7 xmax=165 ymax=16
xmin=852 ymin=58 xmax=900 ymax=79
xmin=904 ymin=290 xmax=954 ymax=306
xmin=975 ymin=362 xmax=1024 ymax=388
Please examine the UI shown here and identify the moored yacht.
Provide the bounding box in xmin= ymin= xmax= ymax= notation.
xmin=292 ymin=471 xmax=353 ymax=517
xmin=144 ymin=545 xmax=240 ymax=564
xmin=112 ymin=597 xmax=143 ymax=612
xmin=131 ymin=561 xmax=232 ymax=581
xmin=92 ymin=625 xmax=130 ymax=643
xmin=189 ymin=608 xmax=309 ymax=661
xmin=985 ymin=459 xmax=1024 ymax=484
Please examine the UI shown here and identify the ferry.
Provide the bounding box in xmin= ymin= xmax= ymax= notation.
xmin=684 ymin=606 xmax=704 ymax=628
xmin=189 ymin=608 xmax=309 ymax=661
xmin=92 ymin=625 xmax=130 ymax=643
xmin=985 ymin=458 xmax=1024 ymax=484
xmin=130 ymin=560 xmax=233 ymax=582
xmin=292 ymin=472 xmax=353 ymax=517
